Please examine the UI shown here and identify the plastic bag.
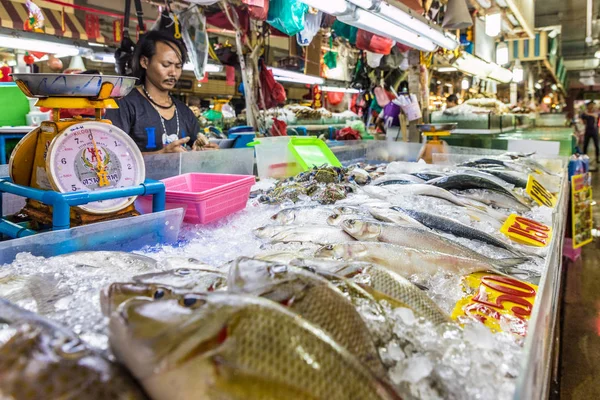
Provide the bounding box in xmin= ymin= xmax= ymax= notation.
xmin=351 ymin=53 xmax=370 ymax=90
xmin=260 ymin=60 xmax=286 ymax=109
xmin=356 ymin=29 xmax=393 ymax=55
xmin=267 ymin=0 xmax=308 ymax=36
xmin=243 ymin=0 xmax=270 ymax=20
xmin=270 ymin=118 xmax=288 ymax=136
xmin=381 ymin=46 xmax=404 ymax=70
xmin=297 ymin=11 xmax=322 ymax=46
xmin=177 ymin=6 xmax=209 ymax=80
xmin=332 ymin=20 xmax=357 ymax=44
xmin=324 ymin=51 xmax=337 ymax=69
xmin=366 ymin=51 xmax=384 ymax=68
xmin=335 ymin=127 xmax=361 ymax=141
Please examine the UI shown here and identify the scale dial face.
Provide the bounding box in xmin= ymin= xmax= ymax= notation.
xmin=47 ymin=121 xmax=145 ymax=214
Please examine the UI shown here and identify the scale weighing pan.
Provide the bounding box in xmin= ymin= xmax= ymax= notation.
xmin=10 ymin=73 xmax=137 ymax=98
xmin=416 ymin=123 xmax=457 ymax=132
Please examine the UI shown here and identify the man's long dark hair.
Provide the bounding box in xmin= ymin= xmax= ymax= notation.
xmin=131 ymin=30 xmax=188 ymax=84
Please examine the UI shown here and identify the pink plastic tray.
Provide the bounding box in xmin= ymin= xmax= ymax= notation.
xmin=137 ymin=173 xmax=255 ymax=224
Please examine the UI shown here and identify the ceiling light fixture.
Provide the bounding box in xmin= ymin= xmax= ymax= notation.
xmin=461 ymin=78 xmax=470 ymax=90
xmin=320 ymin=86 xmax=360 ymax=93
xmin=269 ymin=68 xmax=325 ymax=85
xmin=338 ymin=7 xmax=437 ymax=52
xmin=485 ymin=13 xmax=502 ymax=37
xmin=436 ymin=67 xmax=458 ymax=72
xmin=496 ymin=41 xmax=509 ymax=65
xmin=346 ymin=0 xmax=459 ymax=50
xmin=183 ymin=63 xmax=224 ymax=73
xmin=512 ymin=60 xmax=524 ymax=83
xmin=0 ymin=35 xmax=82 ymax=57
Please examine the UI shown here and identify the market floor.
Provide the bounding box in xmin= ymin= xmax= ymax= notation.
xmin=559 ymin=170 xmax=600 ymax=399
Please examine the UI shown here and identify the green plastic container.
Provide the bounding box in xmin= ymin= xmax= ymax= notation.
xmin=288 ymin=137 xmax=342 ymax=170
xmin=0 ymin=83 xmax=29 ymax=126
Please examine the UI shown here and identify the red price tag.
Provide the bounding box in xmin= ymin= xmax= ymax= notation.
xmin=500 ymin=214 xmax=552 ymax=247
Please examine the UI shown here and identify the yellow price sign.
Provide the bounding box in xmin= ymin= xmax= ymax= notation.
xmin=451 ymin=272 xmax=538 ymax=336
xmin=500 ymin=214 xmax=552 ymax=247
xmin=526 ymin=175 xmax=556 ymax=208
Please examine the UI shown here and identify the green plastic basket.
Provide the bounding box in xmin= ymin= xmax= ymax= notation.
xmin=288 ymin=137 xmax=342 ymax=171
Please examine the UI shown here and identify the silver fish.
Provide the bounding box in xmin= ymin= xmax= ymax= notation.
xmin=0 ymin=299 xmax=147 ymax=400
xmin=341 ymin=219 xmax=529 ymax=268
xmin=271 ymin=206 xmax=336 ymax=225
xmin=254 ymin=224 xmax=355 ymax=245
xmin=334 ymin=263 xmax=452 ymax=325
xmin=389 ymin=207 xmax=526 ymax=256
xmin=456 ymin=189 xmax=531 ymax=213
xmin=54 ymin=251 xmax=159 ymax=272
xmin=110 ymin=295 xmax=402 ymax=400
xmin=315 ymin=242 xmax=500 ymax=278
xmin=363 ymin=184 xmax=473 ymax=207
xmin=0 ymin=271 xmax=71 ymax=315
xmin=228 ymin=258 xmax=388 ymax=379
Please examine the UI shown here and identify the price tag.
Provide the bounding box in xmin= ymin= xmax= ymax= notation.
xmin=526 ymin=175 xmax=556 ymax=208
xmin=500 ymin=214 xmax=552 ymax=247
xmin=571 ymin=173 xmax=593 ymax=248
xmin=451 ymin=272 xmax=538 ymax=336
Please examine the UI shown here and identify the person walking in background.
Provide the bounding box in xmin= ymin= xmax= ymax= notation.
xmin=580 ymin=101 xmax=599 ymax=171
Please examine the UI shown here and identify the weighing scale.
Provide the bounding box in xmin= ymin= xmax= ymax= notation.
xmin=0 ymin=73 xmax=166 ymax=238
xmin=416 ymin=123 xmax=457 ymax=164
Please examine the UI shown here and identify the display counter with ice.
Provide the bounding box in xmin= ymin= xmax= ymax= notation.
xmin=0 ymin=141 xmax=568 ymax=400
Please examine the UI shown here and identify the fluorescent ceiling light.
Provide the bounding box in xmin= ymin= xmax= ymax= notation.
xmin=320 ymin=86 xmax=360 ymax=93
xmin=476 ymin=0 xmax=492 ymax=8
xmin=496 ymin=0 xmax=508 ymax=7
xmin=488 ymin=64 xmax=513 ymax=83
xmin=506 ymin=13 xmax=519 ymax=27
xmin=534 ymin=82 xmax=542 ymax=90
xmin=88 ymin=42 xmax=106 ymax=48
xmin=461 ymin=78 xmax=470 ymax=90
xmin=453 ymin=52 xmax=494 ymax=78
xmin=551 ymin=84 xmax=558 ymax=90
xmin=346 ymin=0 xmax=459 ymax=50
xmin=512 ymin=60 xmax=523 ymax=83
xmin=273 ymin=75 xmax=325 ymax=85
xmin=496 ymin=41 xmax=509 ymax=65
xmin=89 ymin=52 xmax=116 ymax=64
xmin=183 ymin=62 xmax=223 ymax=73
xmin=298 ymin=0 xmax=349 ymax=15
xmin=595 ymin=50 xmax=600 ymax=59
xmin=436 ymin=67 xmax=458 ymax=72
xmin=485 ymin=13 xmax=502 ymax=37
xmin=338 ymin=7 xmax=436 ymax=52
xmin=0 ymin=35 xmax=81 ymax=57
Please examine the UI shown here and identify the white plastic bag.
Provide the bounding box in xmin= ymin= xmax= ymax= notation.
xmin=297 ymin=11 xmax=323 ymax=46
xmin=177 ymin=6 xmax=209 ymax=80
xmin=366 ymin=51 xmax=383 ymax=68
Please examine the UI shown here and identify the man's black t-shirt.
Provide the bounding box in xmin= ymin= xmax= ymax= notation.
xmin=580 ymin=112 xmax=599 ymax=136
xmin=105 ymin=89 xmax=199 ymax=152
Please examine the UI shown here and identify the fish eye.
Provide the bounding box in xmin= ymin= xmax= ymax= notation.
xmin=183 ymin=296 xmax=197 ymax=307
xmin=153 ymin=289 xmax=165 ymax=299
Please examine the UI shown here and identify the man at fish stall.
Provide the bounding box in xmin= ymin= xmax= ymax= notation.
xmin=105 ymin=31 xmax=219 ymax=154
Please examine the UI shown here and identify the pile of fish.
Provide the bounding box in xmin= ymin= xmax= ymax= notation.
xmin=0 ymin=153 xmax=562 ymax=399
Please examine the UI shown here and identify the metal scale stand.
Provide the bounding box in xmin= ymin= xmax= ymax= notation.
xmin=416 ymin=123 xmax=457 ymax=164
xmin=0 ymin=73 xmax=165 ymax=239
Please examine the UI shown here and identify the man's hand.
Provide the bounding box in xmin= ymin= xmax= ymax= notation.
xmin=160 ymin=137 xmax=189 ymax=153
xmin=191 ymin=133 xmax=219 ymax=151
xmin=192 ymin=141 xmax=220 ymax=151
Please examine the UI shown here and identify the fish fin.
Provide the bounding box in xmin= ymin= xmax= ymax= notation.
xmin=491 ymin=257 xmax=532 ymax=268
xmin=25 ymin=275 xmax=66 ymax=315
xmin=491 ymin=266 xmax=541 ymax=285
